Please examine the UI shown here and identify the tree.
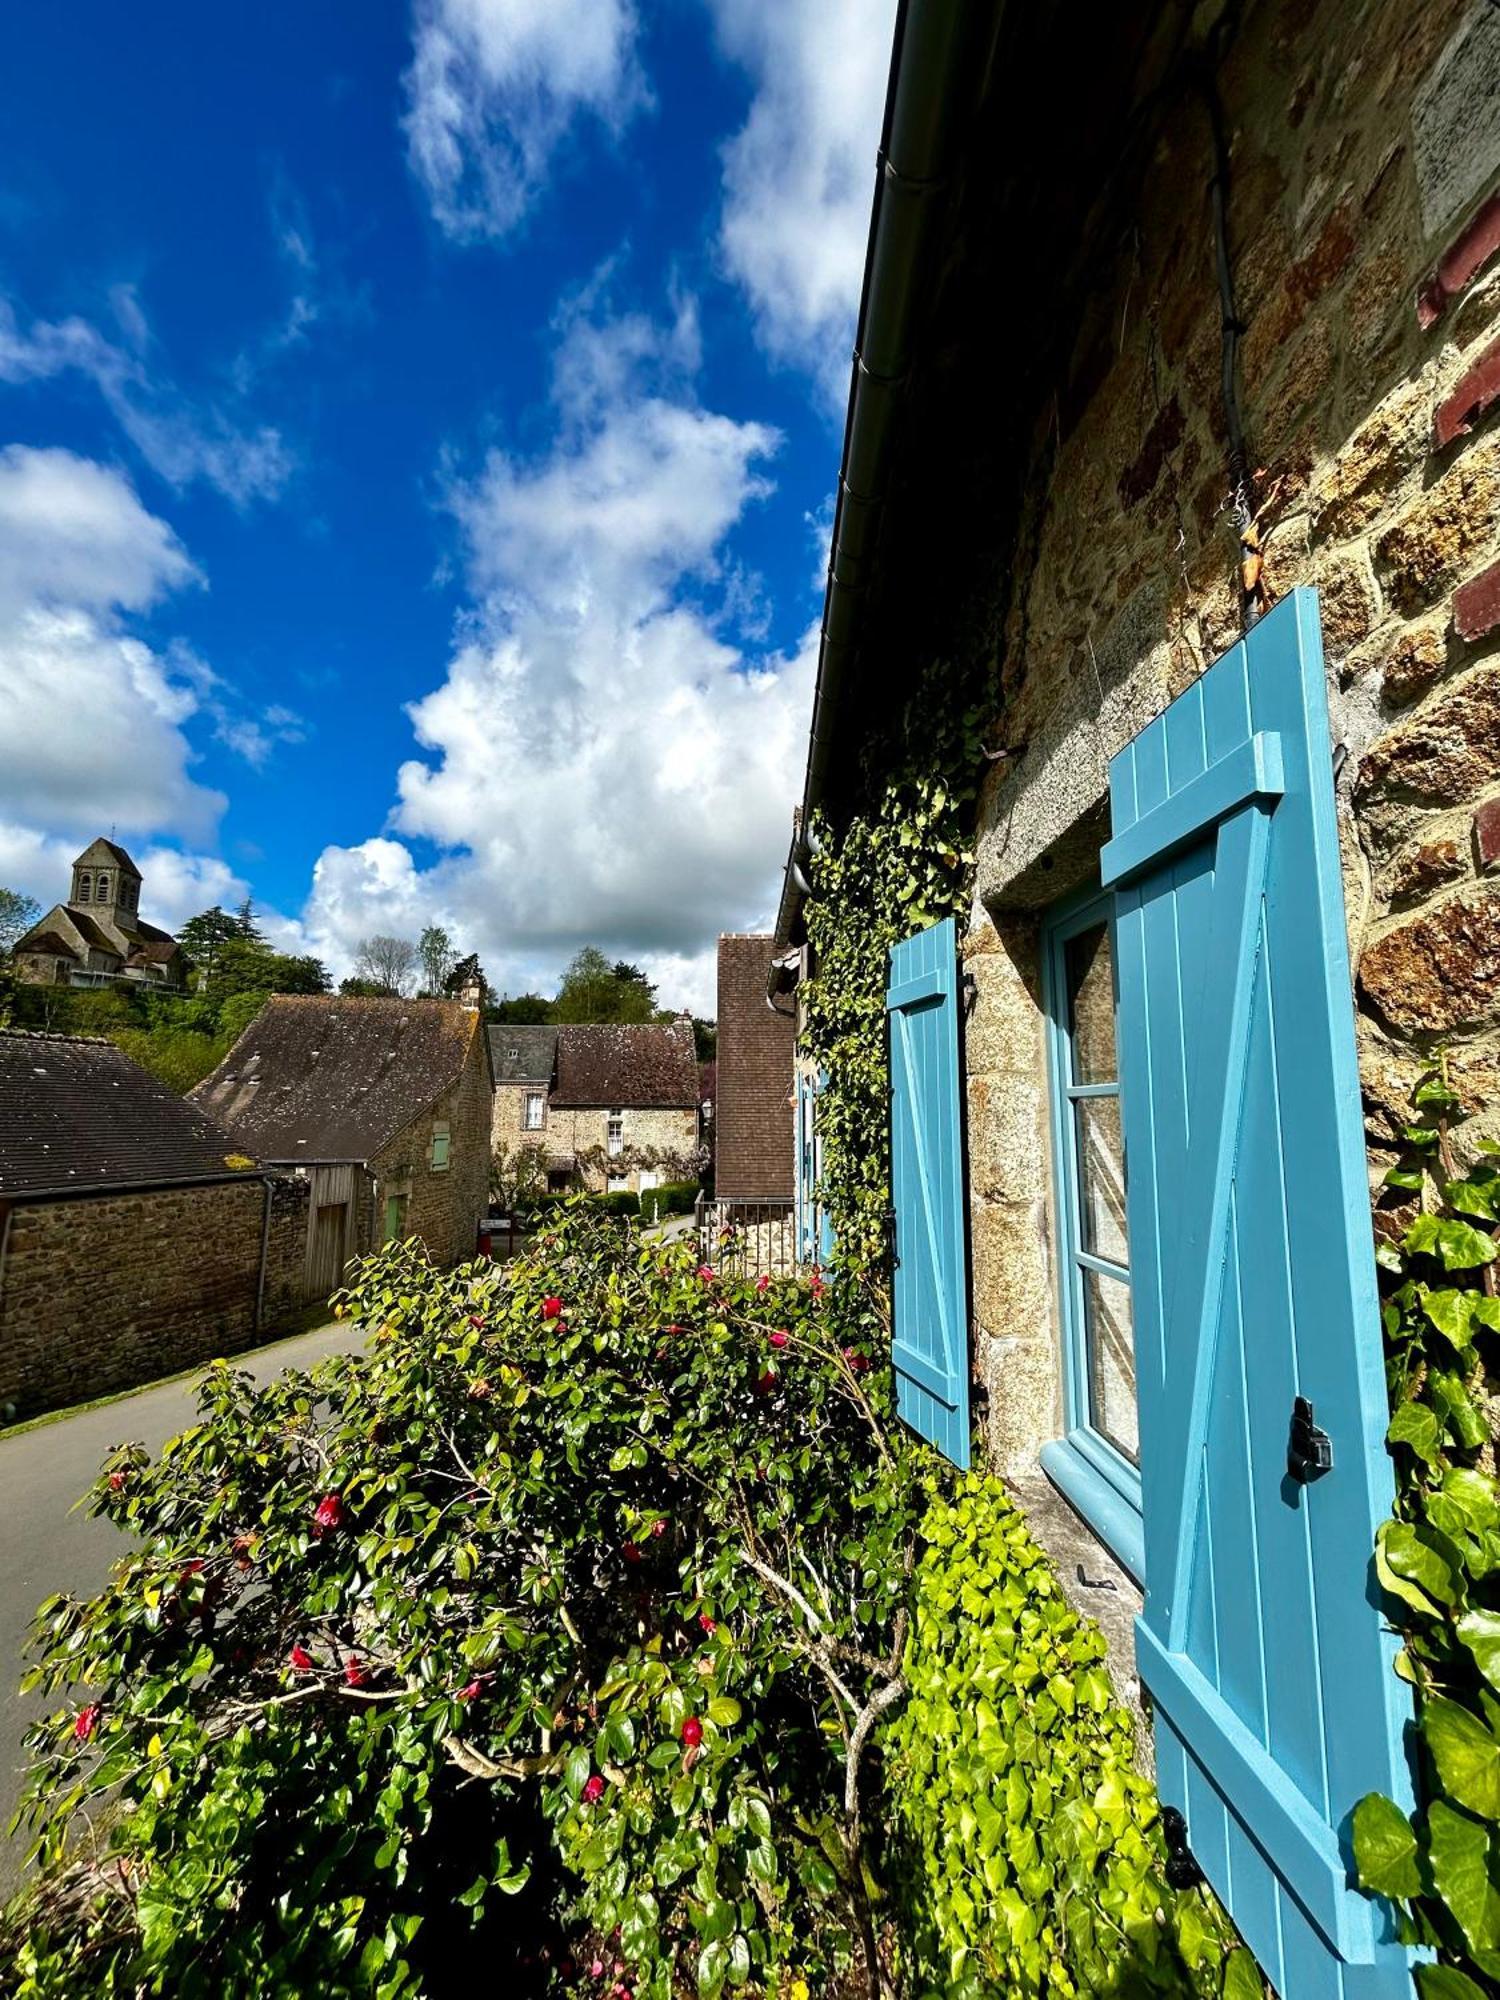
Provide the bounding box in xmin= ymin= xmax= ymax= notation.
xmin=0 ymin=888 xmax=41 ymax=954
xmin=234 ymin=897 xmax=266 ymax=948
xmin=690 ymin=1016 xmax=717 ymax=1062
xmin=204 ymin=938 xmax=330 ymax=1005
xmin=554 ymin=946 xmax=657 ymax=1024
xmin=179 ymin=907 xmax=244 ymax=983
xmin=418 ymin=925 xmax=458 ymax=997
xmin=352 ymin=936 xmax=416 ymax=996
xmin=442 ymin=950 xmax=486 ymax=1006
xmin=338 ymin=976 xmax=389 ymax=998
xmin=488 ymin=993 xmax=554 ymax=1025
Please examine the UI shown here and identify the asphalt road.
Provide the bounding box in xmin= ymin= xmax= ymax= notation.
xmin=0 ymin=1320 xmax=367 ymax=1894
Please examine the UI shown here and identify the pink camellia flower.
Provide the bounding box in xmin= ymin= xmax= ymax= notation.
xmin=698 ymin=1613 xmax=716 ymax=1635
xmin=590 ymin=1962 xmax=605 ymax=1981
xmin=769 ymin=1330 xmax=789 ymax=1349
xmin=458 ymin=1679 xmax=484 ymax=1702
xmin=74 ymin=1704 xmax=100 ymax=1743
xmin=680 ymin=1715 xmax=703 ymax=1749
xmin=343 ymin=1656 xmax=369 ymax=1687
xmin=541 ymin=1295 xmax=564 ymax=1319
xmin=581 ymin=1773 xmax=605 ymax=1805
xmin=696 ymin=1265 xmax=715 ymax=1284
xmin=810 ymin=1270 xmax=826 ymax=1298
xmin=312 ymin=1492 xmax=344 ymax=1535
xmin=649 ymin=1519 xmax=666 ymax=1540
xmin=755 ymin=1275 xmax=771 ymax=1294
xmin=755 ymin=1370 xmax=778 ymax=1394
xmin=107 ymin=1471 xmax=126 ymax=1492
xmin=622 ymin=1540 xmax=642 ymax=1565
xmin=289 ymin=1644 xmax=315 ymax=1673
xmin=842 ymin=1346 xmax=871 ymax=1374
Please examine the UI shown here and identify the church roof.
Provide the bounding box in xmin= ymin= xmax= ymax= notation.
xmin=75 ymin=837 xmax=141 ymax=876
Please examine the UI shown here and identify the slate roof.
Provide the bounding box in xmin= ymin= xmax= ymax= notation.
xmin=550 ymin=1021 xmax=699 ymax=1109
xmin=487 ymin=1025 xmax=558 ymax=1084
xmin=0 ymin=1032 xmax=252 ymax=1197
xmin=714 ymin=936 xmax=795 ymax=1200
xmin=192 ymin=997 xmax=482 ymax=1162
xmin=77 ymin=837 xmax=141 ymax=876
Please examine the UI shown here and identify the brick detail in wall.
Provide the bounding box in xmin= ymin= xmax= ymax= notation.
xmin=1418 ymin=192 xmax=1500 ymax=328
xmin=1455 ymin=559 xmax=1500 ymax=644
xmin=1435 ymin=338 xmax=1500 ymax=449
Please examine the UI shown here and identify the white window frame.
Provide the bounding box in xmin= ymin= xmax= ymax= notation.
xmin=606 ymin=1110 xmax=624 ymax=1157
xmin=523 ymin=1091 xmax=545 ymax=1131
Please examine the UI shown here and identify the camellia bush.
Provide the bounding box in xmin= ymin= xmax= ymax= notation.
xmin=2 ymin=1210 xmax=921 ymax=1998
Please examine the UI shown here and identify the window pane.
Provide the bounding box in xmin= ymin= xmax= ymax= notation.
xmin=1065 ymin=923 xmax=1117 ymax=1084
xmin=1084 ymin=1267 xmax=1137 ymax=1462
xmin=1076 ymin=1094 xmax=1128 ymax=1267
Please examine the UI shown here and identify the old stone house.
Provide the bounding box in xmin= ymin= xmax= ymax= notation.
xmin=0 ymin=1031 xmax=305 ymax=1420
xmin=193 ymin=996 xmax=492 ymax=1293
xmin=772 ymin=2 xmax=1500 ymax=1993
xmin=532 ymin=1021 xmax=701 ymax=1196
xmin=11 ymin=838 xmax=187 ymax=989
xmin=488 ymin=1025 xmax=560 ymax=1182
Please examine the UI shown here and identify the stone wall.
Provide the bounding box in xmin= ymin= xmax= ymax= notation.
xmin=960 ymin=0 xmax=1500 ymax=1475
xmin=369 ymin=1021 xmax=492 ymax=1267
xmin=491 ymin=1079 xmax=550 ymax=1162
xmin=0 ymin=1179 xmax=274 ymax=1420
xmin=261 ymin=1173 xmax=312 ymax=1319
xmin=545 ymin=1107 xmax=701 ymax=1193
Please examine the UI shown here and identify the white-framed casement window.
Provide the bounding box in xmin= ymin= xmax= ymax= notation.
xmin=430 ymin=1120 xmax=451 ymax=1172
xmin=607 ymin=1173 xmax=628 ymax=1193
xmin=523 ymin=1091 xmax=545 ymax=1131
xmin=607 ymin=1111 xmax=624 ymax=1156
xmin=1037 ymin=885 xmax=1142 ymax=1580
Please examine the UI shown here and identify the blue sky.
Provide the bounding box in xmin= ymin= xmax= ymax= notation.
xmin=0 ymin=1 xmax=895 ymax=1011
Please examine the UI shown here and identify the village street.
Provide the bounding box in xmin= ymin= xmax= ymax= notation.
xmin=0 ymin=1320 xmax=366 ymax=1893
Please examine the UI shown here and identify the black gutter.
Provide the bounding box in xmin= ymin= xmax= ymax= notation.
xmin=770 ymin=0 xmax=1003 ymax=974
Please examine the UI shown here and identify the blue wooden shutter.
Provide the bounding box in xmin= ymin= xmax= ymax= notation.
xmin=1104 ymin=589 xmax=1414 ymax=1997
xmin=886 ymin=916 xmax=970 ymax=1468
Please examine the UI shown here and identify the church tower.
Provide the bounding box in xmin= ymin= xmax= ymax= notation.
xmin=70 ymin=839 xmax=143 ymax=936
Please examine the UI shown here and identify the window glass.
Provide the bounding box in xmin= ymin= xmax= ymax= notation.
xmin=1076 ymin=1096 xmax=1128 ymax=1266
xmin=607 ymin=1111 xmax=624 ymax=1156
xmin=524 ymin=1092 xmax=545 ymax=1130
xmin=1083 ymin=1267 xmax=1137 ymax=1460
xmin=1066 ymin=925 xmax=1117 ymax=1084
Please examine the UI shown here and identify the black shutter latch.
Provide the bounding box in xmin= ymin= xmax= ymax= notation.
xmin=1287 ymin=1395 xmax=1333 ymax=1484
xmin=1161 ymin=1807 xmax=1204 ymax=1890
xmin=882 ymin=1207 xmax=899 ymax=1271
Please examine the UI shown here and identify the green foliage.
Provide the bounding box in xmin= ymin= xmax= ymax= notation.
xmin=553 ymin=946 xmax=659 ymax=1025
xmin=800 ymin=675 xmax=986 ymax=1269
xmin=488 ymin=992 xmax=555 ymax=1024
xmin=0 ymin=884 xmax=42 ymax=952
xmin=1350 ymin=1072 xmax=1500 ymax=1986
xmin=489 ymin=1141 xmax=550 ymax=1214
xmin=888 ymin=1475 xmax=1238 ymax=1998
xmin=641 ymin=1182 xmax=699 ymax=1222
xmin=2 ymin=1211 xmax=916 ymax=1996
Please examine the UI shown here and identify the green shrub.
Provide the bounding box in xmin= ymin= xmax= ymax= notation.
xmin=889 ymin=1474 xmax=1243 ymax=1998
xmin=640 ymin=1181 xmax=698 ymax=1222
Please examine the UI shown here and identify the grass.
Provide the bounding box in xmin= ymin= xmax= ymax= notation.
xmin=0 ymin=1302 xmax=348 ymax=1442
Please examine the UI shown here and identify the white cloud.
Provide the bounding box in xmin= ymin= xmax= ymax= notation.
xmin=0 ymin=294 xmax=292 ymax=506
xmin=292 ymin=296 xmax=813 ymax=1011
xmin=404 ymin=0 xmax=646 ymax=241
xmin=0 ymin=447 xmax=298 ymax=893
xmin=708 ymin=0 xmax=897 ymax=405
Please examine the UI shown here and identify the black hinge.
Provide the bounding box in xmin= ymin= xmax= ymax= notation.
xmin=882 ymin=1207 xmax=899 ymax=1271
xmin=1287 ymin=1395 xmax=1333 ymax=1484
xmin=1161 ymin=1806 xmax=1204 ymax=1890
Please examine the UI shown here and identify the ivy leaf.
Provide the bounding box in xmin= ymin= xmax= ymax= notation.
xmin=1385 ymin=1165 xmax=1425 ymax=1192
xmin=1426 ymin=1798 xmax=1500 ymax=1955
xmin=1387 ymin=1402 xmax=1443 ymax=1467
xmin=1414 ymin=1076 xmax=1463 ymax=1113
xmin=1459 ymin=1613 xmax=1500 ymax=1695
xmin=1406 ymin=1215 xmax=1498 ymax=1271
xmin=1424 ymin=1697 xmax=1500 ymax=1820
xmin=1446 ymin=1180 xmax=1499 ymax=1221
xmin=1378 ymin=1520 xmax=1462 ymax=1613
xmin=1220 ymin=1947 xmax=1264 ymax=2000
xmin=1415 ymin=1967 xmax=1494 ymax=2000
xmin=1422 ymin=1290 xmax=1478 ymax=1352
xmin=1431 ymin=1373 xmax=1490 ymax=1453
xmin=1351 ymin=1792 xmax=1421 ymax=1899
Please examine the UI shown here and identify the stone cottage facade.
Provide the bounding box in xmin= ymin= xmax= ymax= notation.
xmin=488 ymin=1025 xmax=560 ymax=1177
xmin=11 ymin=839 xmax=186 ymax=989
xmin=0 ymin=1031 xmax=304 ymax=1419
xmin=543 ymin=1022 xmax=702 ymax=1196
xmin=772 ymin=2 xmax=1500 ymax=1991
xmin=193 ymin=997 xmax=492 ymax=1291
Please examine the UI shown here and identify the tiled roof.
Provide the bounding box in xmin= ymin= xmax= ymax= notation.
xmin=714 ymin=936 xmax=795 ymax=1200
xmin=76 ymin=837 xmax=141 ymax=875
xmin=550 ymin=1021 xmax=699 ymax=1109
xmin=192 ymin=997 xmax=481 ymax=1161
xmin=487 ymin=1025 xmax=558 ymax=1083
xmin=0 ymin=1031 xmax=252 ymax=1196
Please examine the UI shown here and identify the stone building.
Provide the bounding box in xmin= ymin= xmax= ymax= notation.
xmin=542 ymin=1021 xmax=701 ymax=1196
xmin=488 ymin=1025 xmax=560 ymax=1182
xmin=192 ymin=996 xmax=492 ymax=1291
xmin=770 ymin=2 xmax=1500 ymax=1991
xmin=11 ymin=839 xmax=187 ymax=989
xmin=0 ymin=1031 xmax=304 ymax=1420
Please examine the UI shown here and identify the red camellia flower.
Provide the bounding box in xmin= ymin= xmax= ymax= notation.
xmin=107 ymin=1471 xmax=126 ymax=1491
xmin=810 ymin=1270 xmax=826 ymax=1298
xmin=755 ymin=1274 xmax=771 ymax=1294
xmin=842 ymin=1345 xmax=871 ymax=1373
xmin=622 ymin=1540 xmax=642 ymax=1564
xmin=649 ymin=1519 xmax=666 ymax=1540
xmin=343 ymin=1656 xmax=369 ymax=1687
xmin=698 ymin=1612 xmax=716 ymax=1635
xmin=769 ymin=1329 xmax=789 ymax=1349
xmin=541 ymin=1295 xmax=564 ymax=1319
xmin=581 ymin=1773 xmax=605 ymax=1805
xmin=468 ymin=1313 xmax=486 ymax=1330
xmin=289 ymin=1644 xmax=315 ymax=1673
xmin=74 ymin=1704 xmax=100 ymax=1743
xmin=755 ymin=1370 xmax=777 ymax=1394
xmin=680 ymin=1715 xmax=703 ymax=1748
xmin=312 ymin=1492 xmax=344 ymax=1535
xmin=696 ymin=1264 xmax=715 ymax=1284
xmin=458 ymin=1679 xmax=484 ymax=1701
